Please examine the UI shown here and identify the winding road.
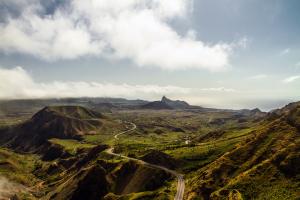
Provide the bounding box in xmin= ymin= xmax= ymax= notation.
xmin=106 ymin=121 xmax=185 ymax=200
xmin=113 ymin=122 xmax=137 ymax=140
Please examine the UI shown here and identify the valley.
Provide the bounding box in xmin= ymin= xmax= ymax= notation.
xmin=0 ymin=97 xmax=299 ymax=200
xmin=1 ymin=1 xmax=299 ymax=199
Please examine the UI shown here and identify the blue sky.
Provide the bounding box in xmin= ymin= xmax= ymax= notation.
xmin=0 ymin=0 xmax=299 ymax=110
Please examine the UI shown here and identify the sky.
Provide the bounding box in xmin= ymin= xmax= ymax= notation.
xmin=0 ymin=0 xmax=299 ymax=110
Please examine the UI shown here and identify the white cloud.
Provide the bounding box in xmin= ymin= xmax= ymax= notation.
xmin=0 ymin=6 xmax=104 ymax=60
xmin=0 ymin=0 xmax=245 ymax=71
xmin=0 ymin=66 xmax=191 ymax=99
xmin=249 ymin=74 xmax=268 ymax=80
xmin=0 ymin=66 xmax=239 ymax=101
xmin=2 ymin=66 xmax=296 ymax=111
xmin=280 ymin=48 xmax=290 ymax=56
xmin=282 ymin=75 xmax=300 ymax=83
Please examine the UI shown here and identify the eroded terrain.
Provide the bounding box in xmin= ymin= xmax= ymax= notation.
xmin=0 ymin=98 xmax=299 ymax=199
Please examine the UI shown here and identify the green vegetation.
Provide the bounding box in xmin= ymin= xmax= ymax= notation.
xmin=186 ymin=106 xmax=300 ymax=199
xmin=0 ymin=102 xmax=299 ymax=200
xmin=0 ymin=148 xmax=39 ymax=184
xmin=0 ymin=115 xmax=29 ymax=127
xmin=48 ymin=138 xmax=96 ymax=154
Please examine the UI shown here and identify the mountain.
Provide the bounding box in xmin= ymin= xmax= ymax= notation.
xmin=161 ymin=96 xmax=190 ymax=109
xmin=186 ymin=102 xmax=300 ymax=200
xmin=239 ymin=108 xmax=266 ymax=117
xmin=141 ymin=96 xmax=191 ymax=110
xmin=1 ymin=99 xmax=299 ymax=199
xmin=0 ymin=97 xmax=149 ymax=116
xmin=0 ymin=106 xmax=106 ymax=151
xmin=91 ymin=102 xmax=116 ymax=113
xmin=140 ymin=100 xmax=173 ymax=110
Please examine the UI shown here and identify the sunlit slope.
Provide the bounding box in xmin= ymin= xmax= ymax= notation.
xmin=187 ymin=102 xmax=300 ymax=200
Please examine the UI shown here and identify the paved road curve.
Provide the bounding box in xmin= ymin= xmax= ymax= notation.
xmin=106 ymin=121 xmax=185 ymax=200
xmin=114 ymin=122 xmax=137 ymax=140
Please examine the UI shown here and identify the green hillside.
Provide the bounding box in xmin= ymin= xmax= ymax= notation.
xmin=0 ymin=101 xmax=299 ymax=200
xmin=186 ymin=103 xmax=300 ymax=199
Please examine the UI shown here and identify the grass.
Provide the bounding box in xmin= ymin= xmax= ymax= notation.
xmin=0 ymin=148 xmax=41 ymax=186
xmin=2 ymin=106 xmax=292 ymax=200
xmin=48 ymin=138 xmax=96 ymax=154
xmin=112 ymin=131 xmax=186 ymax=155
xmin=163 ymin=128 xmax=255 ymax=172
xmin=186 ymin=115 xmax=300 ymax=200
xmin=104 ymin=178 xmax=176 ymax=200
xmin=88 ymin=110 xmax=260 ymax=176
xmin=0 ymin=115 xmax=29 ymax=127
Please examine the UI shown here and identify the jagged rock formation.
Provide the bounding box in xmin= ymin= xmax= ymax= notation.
xmin=141 ymin=96 xmax=191 ymax=110
xmin=161 ymin=96 xmax=190 ymax=109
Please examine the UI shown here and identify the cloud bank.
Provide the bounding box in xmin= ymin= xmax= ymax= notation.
xmin=0 ymin=66 xmax=297 ymax=110
xmin=0 ymin=66 xmax=238 ymax=105
xmin=0 ymin=0 xmax=241 ymax=71
xmin=0 ymin=66 xmax=191 ymax=99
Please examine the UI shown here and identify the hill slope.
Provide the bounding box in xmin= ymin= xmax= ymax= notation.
xmin=186 ymin=102 xmax=300 ymax=200
xmin=140 ymin=101 xmax=173 ymax=110
xmin=0 ymin=106 xmax=106 ymax=151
